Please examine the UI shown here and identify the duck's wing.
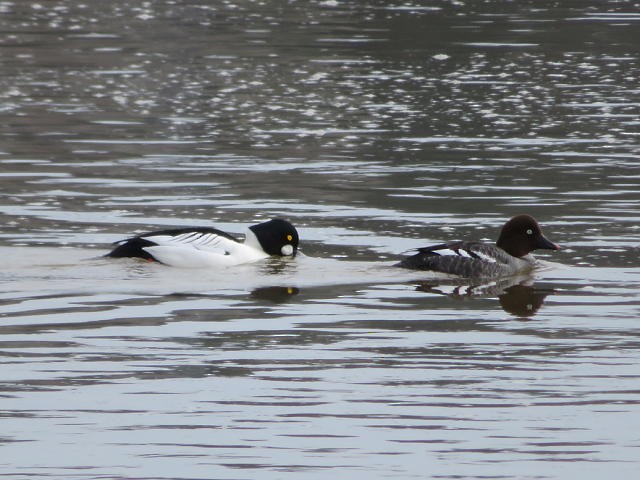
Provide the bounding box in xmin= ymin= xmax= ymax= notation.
xmin=397 ymin=241 xmax=508 ymax=277
xmin=143 ymin=229 xmax=267 ymax=267
xmin=145 ymin=229 xmax=242 ymax=253
xmin=107 ymin=227 xmax=241 ymax=260
xmin=416 ymin=242 xmax=500 ymax=263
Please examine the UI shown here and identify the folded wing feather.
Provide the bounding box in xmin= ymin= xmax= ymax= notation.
xmin=140 ymin=231 xmax=268 ymax=267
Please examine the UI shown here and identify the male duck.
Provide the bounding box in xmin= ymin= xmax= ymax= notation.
xmin=107 ymin=218 xmax=299 ymax=268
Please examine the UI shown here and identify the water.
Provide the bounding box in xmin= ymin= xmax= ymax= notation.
xmin=1 ymin=1 xmax=640 ymax=479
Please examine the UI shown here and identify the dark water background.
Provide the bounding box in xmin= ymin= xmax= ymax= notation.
xmin=1 ymin=1 xmax=640 ymax=479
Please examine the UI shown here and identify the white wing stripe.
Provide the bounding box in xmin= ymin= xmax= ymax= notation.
xmin=435 ymin=248 xmax=459 ymax=257
xmin=200 ymin=235 xmax=218 ymax=246
xmin=143 ymin=232 xmax=235 ymax=249
xmin=434 ymin=248 xmax=472 ymax=258
xmin=432 ymin=246 xmax=498 ymax=263
xmin=189 ymin=233 xmax=211 ymax=245
xmin=473 ymin=250 xmax=498 ymax=263
xmin=171 ymin=232 xmax=199 ymax=243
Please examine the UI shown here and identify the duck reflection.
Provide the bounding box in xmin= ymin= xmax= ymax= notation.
xmin=251 ymin=286 xmax=300 ymax=303
xmin=415 ymin=276 xmax=554 ymax=318
xmin=498 ymin=284 xmax=552 ymax=317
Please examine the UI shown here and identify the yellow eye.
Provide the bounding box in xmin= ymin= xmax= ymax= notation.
xmin=286 ymin=234 xmax=293 ymax=241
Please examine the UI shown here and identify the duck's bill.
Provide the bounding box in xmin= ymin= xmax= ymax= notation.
xmin=536 ymin=234 xmax=561 ymax=251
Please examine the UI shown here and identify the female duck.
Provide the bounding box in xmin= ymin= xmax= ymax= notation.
xmin=396 ymin=215 xmax=560 ymax=278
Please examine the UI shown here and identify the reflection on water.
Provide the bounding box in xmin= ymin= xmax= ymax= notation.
xmin=250 ymin=285 xmax=300 ymax=303
xmin=415 ymin=275 xmax=554 ymax=318
xmin=499 ymin=283 xmax=553 ymax=317
xmin=2 ymin=1 xmax=640 ymax=479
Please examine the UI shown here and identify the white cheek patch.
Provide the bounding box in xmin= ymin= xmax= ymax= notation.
xmin=281 ymin=244 xmax=294 ymax=256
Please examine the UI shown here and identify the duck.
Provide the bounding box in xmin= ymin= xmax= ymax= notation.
xmin=396 ymin=215 xmax=560 ymax=278
xmin=106 ymin=218 xmax=299 ymax=268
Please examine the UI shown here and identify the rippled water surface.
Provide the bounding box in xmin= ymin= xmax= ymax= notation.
xmin=1 ymin=1 xmax=640 ymax=479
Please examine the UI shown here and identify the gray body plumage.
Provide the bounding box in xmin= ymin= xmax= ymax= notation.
xmin=396 ymin=241 xmax=534 ymax=278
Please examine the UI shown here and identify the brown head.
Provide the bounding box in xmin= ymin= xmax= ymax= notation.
xmin=496 ymin=214 xmax=560 ymax=258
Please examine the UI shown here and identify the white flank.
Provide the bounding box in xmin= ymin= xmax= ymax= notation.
xmin=141 ymin=229 xmax=269 ymax=267
xmin=144 ymin=244 xmax=268 ymax=268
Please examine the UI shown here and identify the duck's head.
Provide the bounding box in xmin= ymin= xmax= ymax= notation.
xmin=496 ymin=214 xmax=560 ymax=258
xmin=249 ymin=218 xmax=299 ymax=257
